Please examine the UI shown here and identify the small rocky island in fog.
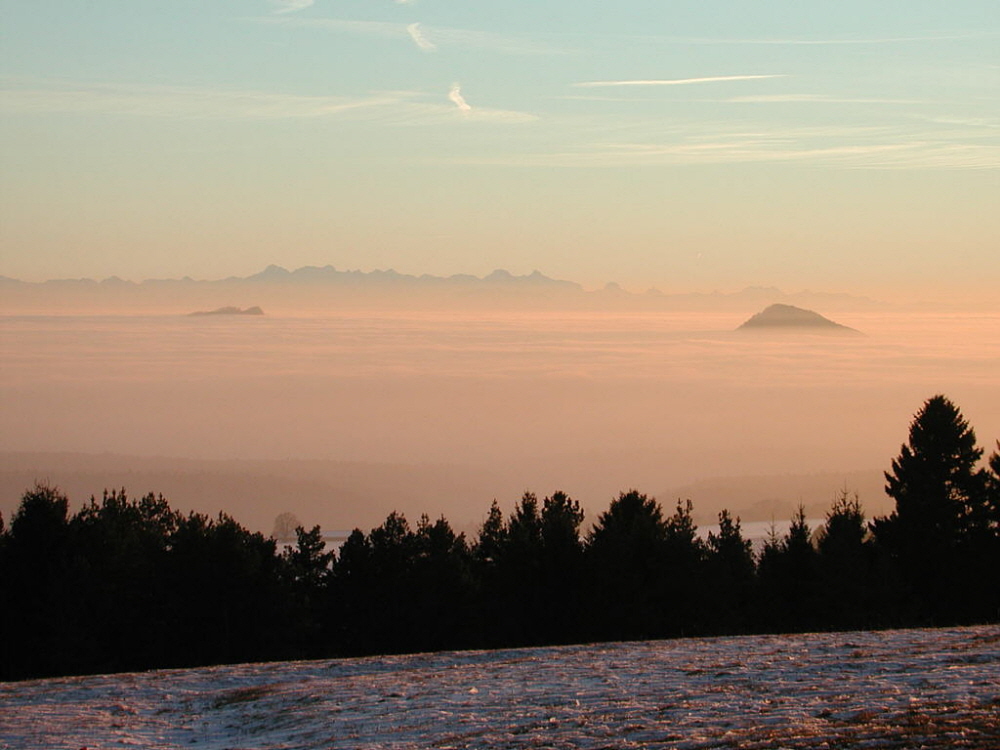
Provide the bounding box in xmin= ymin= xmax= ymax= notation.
xmin=737 ymin=303 xmax=860 ymax=334
xmin=189 ymin=306 xmax=264 ymax=316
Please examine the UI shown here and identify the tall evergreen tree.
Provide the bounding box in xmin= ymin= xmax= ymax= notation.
xmin=756 ymin=505 xmax=819 ymax=631
xmin=70 ymin=490 xmax=180 ymax=672
xmin=704 ymin=509 xmax=754 ymax=633
xmin=816 ymin=490 xmax=873 ymax=628
xmin=506 ymin=492 xmax=542 ymax=562
xmin=286 ymin=525 xmax=334 ymax=589
xmin=586 ymin=490 xmax=669 ymax=639
xmin=660 ymin=499 xmax=706 ymax=634
xmin=973 ymin=442 xmax=1000 ymax=621
xmin=1 ymin=484 xmax=73 ymax=679
xmin=366 ymin=512 xmax=417 ymax=651
xmin=541 ymin=491 xmax=584 ymax=561
xmin=987 ymin=442 xmax=1000 ymax=531
xmin=328 ymin=528 xmax=375 ymax=654
xmin=471 ymin=500 xmax=509 ymax=645
xmin=165 ymin=511 xmax=292 ymax=667
xmin=878 ymin=395 xmax=987 ymax=546
xmin=873 ymin=395 xmax=992 ymax=622
xmin=473 ymin=500 xmax=507 ymax=568
xmin=499 ymin=492 xmax=546 ymax=643
xmin=411 ymin=515 xmax=474 ymax=650
xmin=283 ymin=524 xmax=335 ymax=655
xmin=538 ymin=491 xmax=585 ymax=643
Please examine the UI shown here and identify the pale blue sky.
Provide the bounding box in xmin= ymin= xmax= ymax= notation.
xmin=2 ymin=1 xmax=998 ymax=300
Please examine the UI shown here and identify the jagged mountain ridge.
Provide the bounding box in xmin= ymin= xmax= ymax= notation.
xmin=8 ymin=266 xmax=583 ymax=290
xmin=0 ymin=266 xmax=883 ymax=313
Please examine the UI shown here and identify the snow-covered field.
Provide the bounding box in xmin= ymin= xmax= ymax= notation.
xmin=2 ymin=625 xmax=998 ymax=749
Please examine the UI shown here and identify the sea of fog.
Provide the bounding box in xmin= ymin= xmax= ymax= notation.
xmin=1 ymin=309 xmax=998 ymax=531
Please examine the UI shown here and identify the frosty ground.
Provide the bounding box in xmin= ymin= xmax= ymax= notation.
xmin=2 ymin=625 xmax=998 ymax=749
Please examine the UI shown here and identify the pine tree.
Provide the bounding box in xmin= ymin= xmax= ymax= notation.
xmin=586 ymin=490 xmax=670 ymax=639
xmin=411 ymin=515 xmax=473 ymax=650
xmin=1 ymin=485 xmax=73 ymax=679
xmin=874 ymin=395 xmax=992 ymax=622
xmin=880 ymin=395 xmax=987 ymax=546
xmin=287 ymin=525 xmax=334 ymax=589
xmin=538 ymin=491 xmax=585 ymax=643
xmin=987 ymin=442 xmax=1000 ymax=531
xmin=541 ymin=491 xmax=584 ymax=560
xmin=471 ymin=500 xmax=509 ymax=645
xmin=816 ymin=490 xmax=871 ymax=628
xmin=704 ymin=509 xmax=754 ymax=633
xmin=474 ymin=500 xmax=507 ymax=567
xmin=756 ymin=505 xmax=819 ymax=631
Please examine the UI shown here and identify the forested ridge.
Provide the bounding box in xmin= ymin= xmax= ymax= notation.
xmin=2 ymin=395 xmax=998 ymax=681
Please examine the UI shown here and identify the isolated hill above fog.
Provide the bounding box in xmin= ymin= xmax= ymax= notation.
xmin=738 ymin=304 xmax=862 ymax=334
xmin=189 ymin=306 xmax=264 ymax=316
xmin=0 ymin=266 xmax=885 ymax=314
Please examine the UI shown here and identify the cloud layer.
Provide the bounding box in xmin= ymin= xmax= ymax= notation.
xmin=575 ymin=75 xmax=788 ymax=88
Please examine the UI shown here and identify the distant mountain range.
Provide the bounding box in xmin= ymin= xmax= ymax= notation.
xmin=240 ymin=265 xmax=582 ymax=289
xmin=0 ymin=265 xmax=581 ymax=291
xmin=0 ymin=266 xmax=884 ymax=313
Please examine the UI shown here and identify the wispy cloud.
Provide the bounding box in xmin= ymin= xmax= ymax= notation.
xmin=672 ymin=32 xmax=998 ymax=46
xmin=269 ymin=0 xmax=314 ymax=15
xmin=407 ymin=23 xmax=436 ymax=52
xmin=426 ymin=105 xmax=538 ymax=125
xmin=460 ymin=142 xmax=1000 ymax=170
xmin=912 ymin=114 xmax=1000 ymax=129
xmin=447 ymin=121 xmax=999 ymax=170
xmin=448 ymin=83 xmax=471 ymax=113
xmin=575 ymin=75 xmax=787 ymax=88
xmin=0 ymin=78 xmax=538 ymax=125
xmin=595 ymin=140 xmax=921 ymax=164
xmin=556 ymin=94 xmax=662 ymax=103
xmin=423 ymin=26 xmax=567 ymax=55
xmin=725 ymin=94 xmax=923 ymax=105
xmin=0 ymin=80 xmax=401 ymax=119
xmin=263 ymin=17 xmax=408 ymax=41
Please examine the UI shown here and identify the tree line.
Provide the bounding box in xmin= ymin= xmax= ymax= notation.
xmin=1 ymin=394 xmax=998 ymax=680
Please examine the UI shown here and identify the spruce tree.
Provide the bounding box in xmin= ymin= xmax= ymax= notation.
xmin=586 ymin=491 xmax=670 ymax=639
xmin=539 ymin=491 xmax=585 ymax=643
xmin=817 ymin=490 xmax=871 ymax=628
xmin=874 ymin=395 xmax=991 ymax=622
xmin=882 ymin=395 xmax=986 ymax=544
xmin=704 ymin=510 xmax=754 ymax=633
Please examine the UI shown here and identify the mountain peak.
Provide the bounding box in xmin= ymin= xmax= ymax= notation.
xmin=485 ymin=269 xmax=515 ymax=282
xmin=252 ymin=265 xmax=291 ymax=280
xmin=738 ymin=303 xmax=860 ymax=334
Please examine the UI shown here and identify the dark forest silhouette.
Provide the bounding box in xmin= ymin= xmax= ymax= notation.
xmin=1 ymin=395 xmax=998 ymax=681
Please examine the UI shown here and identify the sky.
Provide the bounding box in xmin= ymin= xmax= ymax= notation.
xmin=1 ymin=1 xmax=999 ymax=301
